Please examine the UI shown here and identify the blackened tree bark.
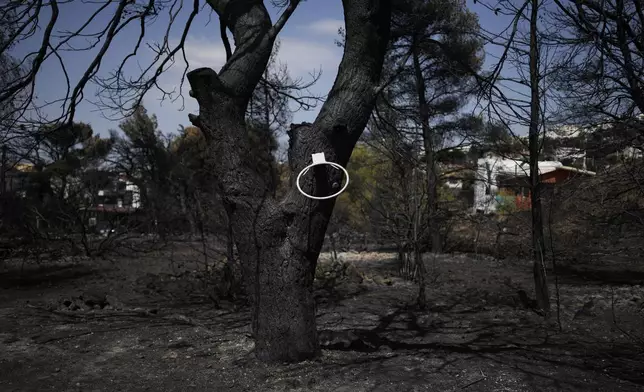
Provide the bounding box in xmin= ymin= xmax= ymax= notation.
xmin=410 ymin=42 xmax=430 ymax=309
xmin=186 ymin=0 xmax=392 ymax=362
xmin=411 ymin=40 xmax=440 ymax=256
xmin=0 ymin=145 xmax=6 ymax=195
xmin=528 ymin=0 xmax=551 ymax=316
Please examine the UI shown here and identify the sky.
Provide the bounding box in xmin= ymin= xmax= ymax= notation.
xmin=9 ymin=0 xmax=520 ymax=140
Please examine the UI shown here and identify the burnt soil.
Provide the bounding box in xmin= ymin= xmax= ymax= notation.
xmin=1 ymin=249 xmax=643 ymax=392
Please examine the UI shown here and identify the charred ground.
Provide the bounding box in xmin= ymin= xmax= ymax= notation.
xmin=1 ymin=247 xmax=642 ymax=392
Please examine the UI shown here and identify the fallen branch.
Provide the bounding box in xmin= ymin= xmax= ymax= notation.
xmin=459 ymin=369 xmax=487 ymax=389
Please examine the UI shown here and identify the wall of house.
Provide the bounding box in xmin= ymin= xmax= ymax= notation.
xmin=541 ymin=169 xmax=573 ymax=184
xmin=88 ymin=174 xmax=141 ymax=231
xmin=473 ymin=154 xmax=563 ymax=214
xmin=125 ymin=181 xmax=141 ymax=208
xmin=96 ymin=176 xmax=141 ymax=208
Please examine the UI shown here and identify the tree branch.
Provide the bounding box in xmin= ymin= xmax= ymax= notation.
xmin=201 ymin=0 xmax=275 ymax=105
xmin=269 ymin=0 xmax=301 ymax=39
xmin=220 ymin=17 xmax=233 ymax=61
xmin=314 ymin=0 xmax=392 ymax=142
xmin=282 ymin=0 xmax=392 ymax=210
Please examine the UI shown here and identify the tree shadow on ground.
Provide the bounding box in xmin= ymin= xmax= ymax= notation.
xmin=555 ymin=264 xmax=644 ymax=286
xmin=312 ymin=274 xmax=644 ymax=390
xmin=316 ymin=301 xmax=644 ymax=389
xmin=2 ymin=251 xmax=643 ymax=391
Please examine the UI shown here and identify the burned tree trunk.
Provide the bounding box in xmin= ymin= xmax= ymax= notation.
xmin=411 ymin=38 xmax=441 ymax=255
xmin=186 ymin=0 xmax=391 ymax=362
xmin=411 ymin=38 xmax=432 ymax=309
xmin=528 ymin=0 xmax=550 ymax=316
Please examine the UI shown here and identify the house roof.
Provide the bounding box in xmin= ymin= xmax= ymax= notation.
xmin=478 ymin=156 xmax=563 ymax=176
xmin=477 ymin=155 xmax=596 ymax=180
xmin=80 ymin=205 xmax=138 ymax=213
xmin=549 ymin=166 xmax=596 ymax=176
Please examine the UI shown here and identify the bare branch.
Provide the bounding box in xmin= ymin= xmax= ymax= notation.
xmin=220 ymin=18 xmax=232 ymax=61
xmin=269 ymin=0 xmax=301 ymax=39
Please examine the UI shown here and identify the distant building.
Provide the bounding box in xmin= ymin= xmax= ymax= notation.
xmin=0 ymin=162 xmax=35 ymax=197
xmin=545 ymin=119 xmax=643 ymax=168
xmin=79 ymin=172 xmax=141 ymax=234
xmin=93 ymin=173 xmax=141 ymax=210
xmin=472 ymin=154 xmax=595 ymax=214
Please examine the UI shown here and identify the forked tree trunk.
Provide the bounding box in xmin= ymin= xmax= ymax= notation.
xmin=186 ymin=0 xmax=392 ymax=362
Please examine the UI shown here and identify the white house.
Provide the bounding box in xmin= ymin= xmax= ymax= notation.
xmin=473 ymin=154 xmax=564 ymax=214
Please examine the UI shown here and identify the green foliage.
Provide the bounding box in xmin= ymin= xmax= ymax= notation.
xmin=36 ymin=122 xmax=113 ymax=171
xmin=3 ymin=120 xmax=116 ymax=241
xmin=369 ymin=0 xmax=485 ymax=251
xmin=170 ymin=122 xmax=280 ymax=193
xmin=115 ymin=105 xmax=171 ymax=180
xmin=108 ymin=103 xmax=281 ymax=236
xmin=437 ymin=185 xmax=456 ymax=203
xmin=386 ymin=0 xmax=485 ymax=124
xmin=496 ymin=195 xmax=519 ymax=216
xmin=22 ymin=121 xmax=114 ymax=202
xmin=333 ymin=143 xmax=389 ymax=229
xmin=111 ymin=106 xmax=177 ymax=208
xmin=170 ymin=125 xmax=209 ymax=187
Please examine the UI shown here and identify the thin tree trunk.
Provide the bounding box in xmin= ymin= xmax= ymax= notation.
xmin=264 ymin=75 xmax=271 ymax=128
xmin=529 ymin=0 xmax=550 ymax=316
xmin=226 ymin=215 xmax=235 ymax=270
xmin=411 ymin=163 xmax=426 ymax=308
xmin=548 ymin=189 xmax=562 ymax=330
xmin=397 ymin=242 xmax=405 ymax=276
xmin=330 ymin=232 xmax=338 ymax=263
xmin=179 ymin=183 xmax=195 ymax=236
xmin=0 ymin=145 xmax=6 ymax=195
xmin=399 ymin=164 xmax=414 ymax=280
xmin=411 ymin=39 xmax=431 ymax=309
xmin=414 ymin=236 xmax=425 ymax=308
xmin=412 ymin=40 xmax=441 ymax=254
